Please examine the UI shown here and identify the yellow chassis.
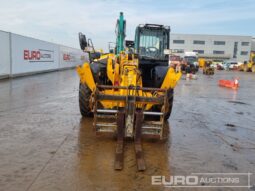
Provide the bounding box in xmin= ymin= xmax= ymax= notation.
xmin=77 ymin=52 xmax=181 ymax=110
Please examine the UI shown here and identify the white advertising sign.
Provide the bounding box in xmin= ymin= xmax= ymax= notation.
xmin=11 ymin=34 xmax=59 ymax=75
xmin=0 ymin=31 xmax=11 ymax=78
xmin=59 ymin=45 xmax=89 ymax=69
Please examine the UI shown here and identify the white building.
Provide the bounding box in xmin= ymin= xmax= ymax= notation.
xmin=170 ymin=33 xmax=252 ymax=62
xmin=251 ymin=38 xmax=255 ymax=51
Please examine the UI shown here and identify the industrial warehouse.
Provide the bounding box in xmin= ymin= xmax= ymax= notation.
xmin=170 ymin=33 xmax=253 ymax=62
xmin=0 ymin=1 xmax=255 ymax=191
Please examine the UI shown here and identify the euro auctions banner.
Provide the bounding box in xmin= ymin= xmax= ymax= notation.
xmin=59 ymin=45 xmax=89 ymax=69
xmin=23 ymin=49 xmax=54 ymax=62
xmin=11 ymin=34 xmax=59 ymax=75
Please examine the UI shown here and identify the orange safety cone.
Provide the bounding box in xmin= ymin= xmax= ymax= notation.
xmin=218 ymin=78 xmax=239 ymax=89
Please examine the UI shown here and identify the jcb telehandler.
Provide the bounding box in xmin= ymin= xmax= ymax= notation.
xmin=77 ymin=12 xmax=181 ymax=171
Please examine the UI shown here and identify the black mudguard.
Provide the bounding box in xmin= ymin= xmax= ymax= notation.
xmin=152 ymin=66 xmax=168 ymax=88
xmin=89 ymin=58 xmax=108 ymax=85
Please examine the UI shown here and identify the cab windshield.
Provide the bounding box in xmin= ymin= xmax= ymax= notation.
xmin=139 ymin=30 xmax=168 ymax=59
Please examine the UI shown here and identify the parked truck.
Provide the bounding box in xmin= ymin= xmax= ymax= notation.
xmin=182 ymin=51 xmax=199 ymax=74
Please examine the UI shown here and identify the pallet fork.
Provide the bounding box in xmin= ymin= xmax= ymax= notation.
xmin=93 ymin=85 xmax=167 ymax=170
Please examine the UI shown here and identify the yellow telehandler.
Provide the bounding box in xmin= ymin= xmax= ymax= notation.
xmin=77 ymin=12 xmax=181 ymax=170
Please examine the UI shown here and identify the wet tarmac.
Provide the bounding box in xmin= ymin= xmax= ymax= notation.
xmin=0 ymin=69 xmax=255 ymax=191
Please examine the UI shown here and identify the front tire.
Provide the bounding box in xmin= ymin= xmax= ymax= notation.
xmin=79 ymin=82 xmax=93 ymax=117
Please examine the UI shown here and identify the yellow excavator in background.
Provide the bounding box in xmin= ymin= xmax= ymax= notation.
xmin=242 ymin=51 xmax=255 ymax=72
xmin=76 ymin=12 xmax=181 ymax=171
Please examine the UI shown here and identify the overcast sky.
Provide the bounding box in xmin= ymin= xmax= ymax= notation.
xmin=0 ymin=0 xmax=254 ymax=50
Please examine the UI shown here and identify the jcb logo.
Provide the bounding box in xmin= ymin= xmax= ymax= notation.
xmin=24 ymin=50 xmax=41 ymax=60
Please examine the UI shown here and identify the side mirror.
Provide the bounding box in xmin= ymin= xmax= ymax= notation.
xmin=79 ymin=32 xmax=87 ymax=50
xmin=164 ymin=49 xmax=171 ymax=55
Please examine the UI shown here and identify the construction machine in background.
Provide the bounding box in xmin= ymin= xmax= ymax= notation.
xmin=203 ymin=60 xmax=214 ymax=75
xmin=242 ymin=51 xmax=255 ymax=72
xmin=181 ymin=51 xmax=199 ymax=74
xmin=169 ymin=54 xmax=182 ymax=66
xmin=76 ymin=12 xmax=181 ymax=171
xmin=198 ymin=58 xmax=205 ymax=68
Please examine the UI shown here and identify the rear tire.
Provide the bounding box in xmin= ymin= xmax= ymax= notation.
xmin=164 ymin=89 xmax=174 ymax=120
xmin=79 ymin=82 xmax=93 ymax=117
